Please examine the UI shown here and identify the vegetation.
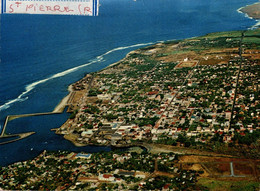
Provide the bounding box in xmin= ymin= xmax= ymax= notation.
xmin=69 ymin=110 xmax=78 ymax=119
xmin=198 ymin=178 xmax=260 ymax=191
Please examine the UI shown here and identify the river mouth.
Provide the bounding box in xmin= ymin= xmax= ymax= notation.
xmin=0 ymin=0 xmax=257 ymax=167
xmin=112 ymin=145 xmax=147 ymax=154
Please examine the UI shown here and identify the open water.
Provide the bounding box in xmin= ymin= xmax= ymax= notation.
xmin=0 ymin=0 xmax=258 ymax=166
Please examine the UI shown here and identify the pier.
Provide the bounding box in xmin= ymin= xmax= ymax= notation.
xmin=0 ymin=132 xmax=36 ymax=145
xmin=0 ymin=102 xmax=69 ymax=145
xmin=0 ymin=80 xmax=79 ymax=145
xmin=0 ymin=111 xmax=64 ymax=137
xmin=0 ymin=111 xmax=64 ymax=145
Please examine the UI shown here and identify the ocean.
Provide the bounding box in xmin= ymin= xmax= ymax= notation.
xmin=0 ymin=0 xmax=258 ymax=166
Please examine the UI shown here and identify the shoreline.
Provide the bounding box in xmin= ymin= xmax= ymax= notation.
xmin=53 ymin=30 xmax=228 ymax=148
xmin=54 ymin=29 xmax=246 ymax=148
xmin=238 ymin=2 xmax=260 ymax=20
xmin=52 ymin=49 xmax=143 ymax=146
xmin=53 ymin=85 xmax=73 ymax=113
xmin=53 ymin=27 xmax=259 ymax=149
xmin=52 ymin=49 xmax=143 ymax=114
xmin=97 ymin=49 xmax=141 ymax=72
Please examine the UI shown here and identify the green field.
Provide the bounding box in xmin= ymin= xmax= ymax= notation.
xmin=198 ymin=178 xmax=260 ymax=191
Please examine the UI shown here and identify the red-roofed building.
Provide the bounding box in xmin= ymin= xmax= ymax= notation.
xmin=162 ymin=184 xmax=171 ymax=191
xmin=98 ymin=174 xmax=115 ymax=182
xmin=78 ymin=177 xmax=98 ymax=182
xmin=240 ymin=132 xmax=246 ymax=136
xmin=148 ymin=91 xmax=158 ymax=95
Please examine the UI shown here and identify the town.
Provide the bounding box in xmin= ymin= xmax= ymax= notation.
xmin=0 ymin=150 xmax=205 ymax=190
xmin=56 ymin=29 xmax=259 ymax=158
xmin=1 ymin=148 xmax=258 ymax=190
xmin=1 ymin=29 xmax=259 ymax=190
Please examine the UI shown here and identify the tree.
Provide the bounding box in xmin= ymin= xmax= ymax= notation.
xmin=184 ymin=141 xmax=191 ymax=147
xmin=69 ymin=110 xmax=78 ymax=119
xmin=177 ymin=134 xmax=187 ymax=143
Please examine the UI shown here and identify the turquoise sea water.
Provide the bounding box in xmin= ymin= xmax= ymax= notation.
xmin=0 ymin=0 xmax=258 ymax=166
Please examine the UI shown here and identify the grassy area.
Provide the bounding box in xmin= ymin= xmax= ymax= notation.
xmin=160 ymin=29 xmax=259 ymax=48
xmin=154 ymin=29 xmax=259 ymax=56
xmin=198 ymin=178 xmax=260 ymax=191
xmin=201 ymin=31 xmax=242 ymax=39
xmin=243 ymin=37 xmax=260 ymax=44
xmin=244 ymin=28 xmax=260 ymax=36
xmin=160 ymin=50 xmax=190 ymax=56
xmin=243 ymin=30 xmax=260 ymax=48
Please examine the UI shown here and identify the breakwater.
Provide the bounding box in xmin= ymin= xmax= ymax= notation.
xmin=0 ymin=132 xmax=36 ymax=145
xmin=0 ymin=91 xmax=74 ymax=144
xmin=0 ymin=112 xmax=64 ymax=145
xmin=0 ymin=112 xmax=62 ymax=137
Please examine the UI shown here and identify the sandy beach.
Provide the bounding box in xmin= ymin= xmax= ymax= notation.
xmin=53 ymin=49 xmax=140 ymax=114
xmin=53 ymin=85 xmax=73 ymax=113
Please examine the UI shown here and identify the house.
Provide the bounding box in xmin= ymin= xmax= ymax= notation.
xmin=81 ymin=130 xmax=93 ymax=137
xmin=134 ymin=171 xmax=147 ymax=179
xmin=155 ymin=95 xmax=162 ymax=102
xmin=98 ymin=174 xmax=115 ymax=182
xmin=162 ymin=183 xmax=171 ymax=191
xmin=66 ymin=152 xmax=76 ymax=159
xmin=180 ymin=117 xmax=185 ymax=125
xmin=97 ymin=94 xmax=112 ymax=100
xmin=225 ymin=111 xmax=232 ymax=120
xmin=111 ymin=133 xmax=122 ymax=141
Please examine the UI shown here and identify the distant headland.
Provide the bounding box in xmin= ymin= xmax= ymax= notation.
xmin=239 ymin=2 xmax=260 ymax=19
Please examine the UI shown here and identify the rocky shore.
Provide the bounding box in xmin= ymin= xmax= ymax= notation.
xmin=239 ymin=2 xmax=260 ymax=19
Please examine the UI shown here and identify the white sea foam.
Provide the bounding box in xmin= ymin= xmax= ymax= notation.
xmin=237 ymin=6 xmax=244 ymax=14
xmin=249 ymin=20 xmax=260 ymax=30
xmin=0 ymin=42 xmax=154 ymax=111
xmin=237 ymin=6 xmax=254 ymax=20
xmin=237 ymin=3 xmax=260 ymax=28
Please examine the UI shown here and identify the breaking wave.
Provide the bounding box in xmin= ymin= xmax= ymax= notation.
xmin=0 ymin=42 xmax=154 ymax=111
xmin=237 ymin=4 xmax=260 ymax=30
